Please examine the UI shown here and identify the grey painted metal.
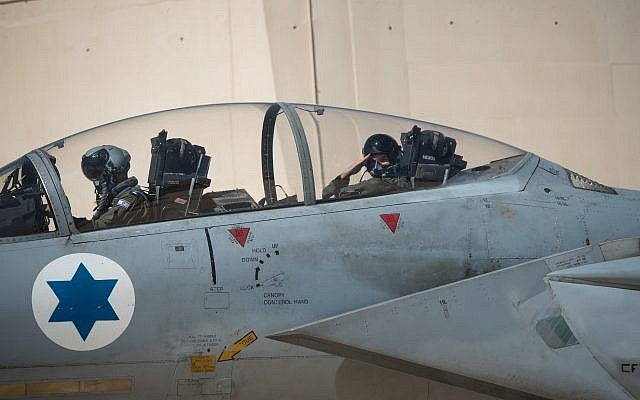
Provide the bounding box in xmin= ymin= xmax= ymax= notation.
xmin=1 ymin=104 xmax=640 ymax=400
xmin=277 ymin=102 xmax=316 ymax=205
xmin=31 ymin=149 xmax=77 ymax=235
xmin=548 ymin=256 xmax=640 ymax=399
xmin=599 ymin=238 xmax=640 ymax=262
xmin=269 ymin=243 xmax=634 ymax=400
xmin=548 ymin=255 xmax=640 ymax=288
xmin=260 ymin=103 xmax=281 ymax=206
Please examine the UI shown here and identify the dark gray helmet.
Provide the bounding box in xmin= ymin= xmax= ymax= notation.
xmin=81 ymin=145 xmax=131 ymax=181
xmin=81 ymin=145 xmax=131 ymax=217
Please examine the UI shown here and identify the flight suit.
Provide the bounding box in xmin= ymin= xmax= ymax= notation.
xmin=92 ymin=177 xmax=151 ymax=229
xmin=321 ymin=175 xmax=412 ymax=200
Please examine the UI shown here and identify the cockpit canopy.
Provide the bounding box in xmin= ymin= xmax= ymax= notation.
xmin=1 ymin=102 xmax=525 ymax=236
xmin=0 ymin=157 xmax=57 ymax=237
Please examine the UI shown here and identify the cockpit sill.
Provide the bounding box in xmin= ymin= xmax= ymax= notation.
xmin=62 ymin=154 xmax=539 ymax=245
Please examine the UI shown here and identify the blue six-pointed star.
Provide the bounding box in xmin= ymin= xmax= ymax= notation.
xmin=47 ymin=262 xmax=119 ymax=341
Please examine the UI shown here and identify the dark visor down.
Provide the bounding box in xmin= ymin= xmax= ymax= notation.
xmin=81 ymin=149 xmax=108 ymax=180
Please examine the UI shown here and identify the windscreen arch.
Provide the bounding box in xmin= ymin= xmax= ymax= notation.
xmin=261 ymin=103 xmax=315 ymax=206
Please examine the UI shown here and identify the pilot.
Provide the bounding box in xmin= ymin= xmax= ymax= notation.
xmin=322 ymin=133 xmax=410 ymax=200
xmin=80 ymin=145 xmax=150 ymax=229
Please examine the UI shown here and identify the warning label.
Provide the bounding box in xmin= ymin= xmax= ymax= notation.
xmin=191 ymin=355 xmax=216 ymax=373
xmin=229 ymin=227 xmax=251 ymax=247
xmin=380 ymin=213 xmax=400 ymax=233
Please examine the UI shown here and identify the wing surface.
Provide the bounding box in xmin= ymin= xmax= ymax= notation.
xmin=269 ymin=241 xmax=640 ymax=400
xmin=548 ymin=256 xmax=640 ymax=400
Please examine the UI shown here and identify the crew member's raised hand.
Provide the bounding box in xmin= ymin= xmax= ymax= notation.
xmin=339 ymin=154 xmax=372 ymax=180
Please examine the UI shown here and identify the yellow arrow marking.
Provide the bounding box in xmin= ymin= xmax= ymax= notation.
xmin=218 ymin=331 xmax=258 ymax=362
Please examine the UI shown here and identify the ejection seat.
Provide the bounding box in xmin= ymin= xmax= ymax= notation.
xmin=147 ymin=130 xmax=212 ymax=220
xmin=147 ymin=130 xmax=259 ymax=219
xmin=399 ymin=126 xmax=467 ymax=186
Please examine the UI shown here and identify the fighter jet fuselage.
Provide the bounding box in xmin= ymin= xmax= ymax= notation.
xmin=1 ymin=102 xmax=638 ymax=400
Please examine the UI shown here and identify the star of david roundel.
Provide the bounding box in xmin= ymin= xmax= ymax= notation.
xmin=32 ymin=253 xmax=135 ymax=351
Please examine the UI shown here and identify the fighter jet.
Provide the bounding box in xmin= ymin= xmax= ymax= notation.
xmin=0 ymin=102 xmax=638 ymax=400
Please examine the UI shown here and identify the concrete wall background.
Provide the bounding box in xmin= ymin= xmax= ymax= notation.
xmin=0 ymin=1 xmax=638 ymax=399
xmin=1 ymin=0 xmax=639 ymax=189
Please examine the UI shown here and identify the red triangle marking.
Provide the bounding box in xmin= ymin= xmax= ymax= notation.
xmin=229 ymin=227 xmax=250 ymax=247
xmin=380 ymin=213 xmax=400 ymax=233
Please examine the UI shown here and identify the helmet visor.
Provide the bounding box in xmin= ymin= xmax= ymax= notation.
xmin=81 ymin=150 xmax=108 ymax=180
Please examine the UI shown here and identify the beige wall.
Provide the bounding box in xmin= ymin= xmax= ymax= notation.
xmin=1 ymin=0 xmax=639 ymax=189
xmin=265 ymin=0 xmax=640 ymax=189
xmin=0 ymin=0 xmax=278 ymax=163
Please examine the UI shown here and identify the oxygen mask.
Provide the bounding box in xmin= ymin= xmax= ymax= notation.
xmin=367 ymin=156 xmax=396 ymax=178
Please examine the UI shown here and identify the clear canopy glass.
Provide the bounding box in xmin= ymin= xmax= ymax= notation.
xmin=294 ymin=104 xmax=524 ymax=197
xmin=14 ymin=102 xmax=528 ymax=232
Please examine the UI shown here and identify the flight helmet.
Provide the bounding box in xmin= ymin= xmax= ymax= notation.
xmin=81 ymin=145 xmax=131 ymax=214
xmin=362 ymin=133 xmax=401 ymax=177
xmin=82 ymin=145 xmax=131 ymax=182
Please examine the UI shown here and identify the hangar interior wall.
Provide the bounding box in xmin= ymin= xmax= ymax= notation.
xmin=1 ymin=0 xmax=639 ymax=189
xmin=266 ymin=0 xmax=640 ymax=189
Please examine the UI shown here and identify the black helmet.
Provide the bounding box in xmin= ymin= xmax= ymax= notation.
xmin=362 ymin=134 xmax=402 ymax=178
xmin=362 ymin=134 xmax=401 ymax=163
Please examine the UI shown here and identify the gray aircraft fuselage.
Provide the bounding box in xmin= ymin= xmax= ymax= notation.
xmin=1 ymin=103 xmax=639 ymax=400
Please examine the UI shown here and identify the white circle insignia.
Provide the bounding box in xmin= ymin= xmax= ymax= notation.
xmin=32 ymin=253 xmax=135 ymax=351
